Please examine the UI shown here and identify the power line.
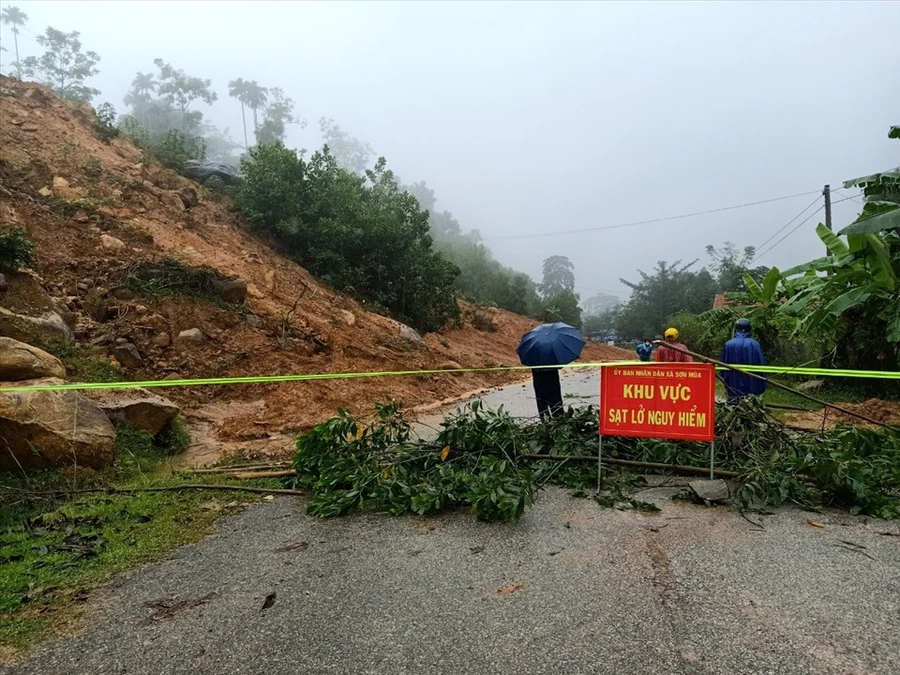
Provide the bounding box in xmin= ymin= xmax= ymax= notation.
xmin=751 ymin=195 xmax=856 ymax=264
xmin=752 ymin=194 xmax=822 ymax=254
xmin=484 ymin=189 xmax=824 ymax=241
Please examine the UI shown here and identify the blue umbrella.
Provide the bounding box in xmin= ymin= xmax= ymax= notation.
xmin=516 ymin=322 xmax=585 ymax=367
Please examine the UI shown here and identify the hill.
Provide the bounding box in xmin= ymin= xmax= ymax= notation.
xmin=0 ymin=76 xmax=629 ymax=463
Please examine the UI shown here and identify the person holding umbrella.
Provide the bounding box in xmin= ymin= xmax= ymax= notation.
xmin=517 ymin=322 xmax=585 ymax=419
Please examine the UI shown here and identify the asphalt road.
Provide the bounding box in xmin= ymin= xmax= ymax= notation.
xmin=6 ymin=489 xmax=899 ymax=675
xmin=5 ymin=371 xmax=900 ymax=675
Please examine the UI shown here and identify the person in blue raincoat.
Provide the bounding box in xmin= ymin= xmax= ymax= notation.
xmin=636 ymin=338 xmax=653 ymax=362
xmin=720 ymin=318 xmax=767 ymax=403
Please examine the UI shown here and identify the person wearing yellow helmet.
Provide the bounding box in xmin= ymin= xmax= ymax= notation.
xmin=655 ymin=327 xmax=693 ymax=363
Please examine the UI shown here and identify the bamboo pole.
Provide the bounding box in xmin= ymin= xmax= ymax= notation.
xmin=520 ymin=453 xmax=740 ymax=478
xmin=653 ymin=341 xmax=896 ymax=431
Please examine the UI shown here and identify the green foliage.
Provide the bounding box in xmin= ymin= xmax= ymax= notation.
xmin=705 ymin=242 xmax=769 ymax=293
xmin=540 ymin=289 xmax=583 ymax=329
xmin=293 ymin=399 xmax=900 ymax=522
xmin=319 ymin=117 xmax=374 ymax=174
xmin=155 ymin=417 xmax=191 ymax=456
xmin=610 ymin=260 xmax=718 ymax=340
xmin=19 ymin=27 xmax=100 ymax=103
xmin=257 ymin=87 xmax=303 ymax=145
xmin=152 ymin=58 xmax=217 ymax=130
xmin=118 ymin=258 xmax=240 ymax=311
xmin=0 ymin=227 xmax=37 ymax=272
xmin=37 ymin=339 xmax=121 ymax=384
xmin=292 ymin=401 xmax=534 ymax=522
xmin=540 ymin=255 xmax=576 ymax=298
xmin=235 ymin=143 xmax=460 ymax=332
xmin=122 ymin=120 xmax=207 ymax=174
xmin=93 ymin=102 xmax=119 ymax=142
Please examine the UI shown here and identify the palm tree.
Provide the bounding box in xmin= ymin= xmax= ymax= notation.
xmin=1 ymin=5 xmax=28 ymax=78
xmin=129 ymin=71 xmax=157 ymax=131
xmin=244 ymin=81 xmax=268 ymax=145
xmin=228 ymin=78 xmax=249 ymax=149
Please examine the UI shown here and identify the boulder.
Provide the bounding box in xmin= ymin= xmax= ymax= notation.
xmin=100 ymin=234 xmax=126 ymax=251
xmin=0 ymin=378 xmax=117 ymax=470
xmin=178 ymin=186 xmax=199 ymax=209
xmin=85 ymin=388 xmax=179 ymax=436
xmin=339 ymin=310 xmax=356 ymax=326
xmin=211 ymin=277 xmax=247 ymax=304
xmin=153 ymin=332 xmax=171 ymax=348
xmin=38 ymin=186 xmax=53 ymax=198
xmin=398 ymin=323 xmax=426 ymax=347
xmin=688 ymin=480 xmax=730 ymax=504
xmin=112 ymin=343 xmax=143 ymax=368
xmin=53 ymin=176 xmax=70 ymax=191
xmin=177 ymin=328 xmax=205 ymax=346
xmin=0 ymin=307 xmax=73 ymax=341
xmin=160 ymin=190 xmax=186 ymax=212
xmin=0 ymin=337 xmax=66 ymax=381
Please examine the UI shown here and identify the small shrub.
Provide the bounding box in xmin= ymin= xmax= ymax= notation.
xmin=0 ymin=227 xmax=37 ymax=272
xmin=156 ymin=417 xmax=191 ymax=455
xmin=470 ymin=310 xmax=498 ymax=332
xmin=120 ymin=258 xmax=218 ymax=299
xmin=94 ymin=102 xmax=120 ymax=143
xmin=38 ymin=340 xmax=121 ymax=383
xmin=81 ymin=157 xmax=102 ymax=177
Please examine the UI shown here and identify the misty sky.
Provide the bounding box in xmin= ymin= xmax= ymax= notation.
xmin=3 ymin=1 xmax=899 ymax=303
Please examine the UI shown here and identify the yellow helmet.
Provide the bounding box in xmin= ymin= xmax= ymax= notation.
xmin=664 ymin=327 xmax=679 ymax=341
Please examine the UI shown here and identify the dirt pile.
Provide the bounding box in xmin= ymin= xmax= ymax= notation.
xmin=0 ymin=76 xmax=630 ymax=463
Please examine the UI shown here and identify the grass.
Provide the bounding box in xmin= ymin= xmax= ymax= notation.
xmin=0 ymin=423 xmax=276 ymax=656
xmin=118 ymin=258 xmax=248 ymax=315
xmin=40 ymin=340 xmax=122 ymax=384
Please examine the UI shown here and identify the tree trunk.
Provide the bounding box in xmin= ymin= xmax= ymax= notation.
xmin=13 ymin=31 xmax=20 ymax=77
xmin=252 ymin=106 xmax=259 ymax=144
xmin=240 ymin=102 xmax=248 ymax=149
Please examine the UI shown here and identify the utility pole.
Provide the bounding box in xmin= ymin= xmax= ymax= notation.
xmin=823 ymin=184 xmax=832 ymax=257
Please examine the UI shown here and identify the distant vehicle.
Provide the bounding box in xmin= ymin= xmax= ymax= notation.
xmin=183 ymin=160 xmax=243 ymax=186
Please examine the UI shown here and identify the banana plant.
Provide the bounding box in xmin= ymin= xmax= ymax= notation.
xmin=780 ymin=224 xmax=900 ymax=345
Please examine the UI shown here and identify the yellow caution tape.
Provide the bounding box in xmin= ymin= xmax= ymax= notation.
xmin=1 ymin=360 xmax=898 ymax=394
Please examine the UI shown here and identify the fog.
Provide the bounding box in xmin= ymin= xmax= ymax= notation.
xmin=4 ymin=1 xmax=899 ymax=302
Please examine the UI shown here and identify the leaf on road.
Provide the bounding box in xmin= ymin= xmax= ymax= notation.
xmin=440 ymin=445 xmax=450 ymax=461
xmin=275 ymin=541 xmax=309 ymax=553
xmin=469 ymin=546 xmax=484 ymax=554
xmin=261 ymin=592 xmax=277 ymax=611
xmin=807 ymin=520 xmax=824 ymax=528
xmin=496 ymin=583 xmax=525 ymax=596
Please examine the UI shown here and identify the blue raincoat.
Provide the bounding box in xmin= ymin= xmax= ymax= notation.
xmin=636 ymin=342 xmax=653 ymax=362
xmin=721 ymin=327 xmax=767 ymax=401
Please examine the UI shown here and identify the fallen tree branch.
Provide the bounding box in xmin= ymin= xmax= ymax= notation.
xmin=230 ymin=470 xmax=296 ymax=479
xmin=31 ymin=484 xmax=305 ymax=497
xmin=186 ymin=462 xmax=292 ymax=474
xmin=521 ymin=454 xmax=739 ymax=478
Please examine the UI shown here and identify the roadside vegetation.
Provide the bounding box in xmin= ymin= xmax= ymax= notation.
xmin=0 ymin=423 xmax=277 ymax=654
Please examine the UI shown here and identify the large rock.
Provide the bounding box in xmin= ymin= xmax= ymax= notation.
xmin=100 ymin=234 xmax=126 ymax=251
xmin=178 ymin=186 xmax=199 ymax=209
xmin=398 ymin=322 xmax=426 ymax=347
xmin=0 ymin=378 xmax=117 ymax=470
xmin=177 ymin=328 xmax=205 ymax=346
xmin=0 ymin=337 xmax=66 ymax=381
xmin=0 ymin=307 xmax=74 ymax=340
xmin=160 ymin=190 xmax=186 ymax=212
xmin=85 ymin=387 xmax=179 ymax=436
xmin=211 ymin=277 xmax=247 ymax=304
xmin=112 ymin=343 xmax=143 ymax=368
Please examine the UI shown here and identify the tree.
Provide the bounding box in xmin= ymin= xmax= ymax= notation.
xmin=582 ymin=292 xmax=619 ymax=317
xmin=227 ymin=78 xmax=250 ymax=148
xmin=705 ymin=241 xmax=769 ymax=292
xmin=541 ymin=289 xmax=583 ymax=329
xmin=257 ymin=87 xmax=303 ymax=145
xmin=540 ymin=255 xmax=575 ymax=298
xmin=20 ymin=27 xmax=100 ymax=103
xmin=1 ymin=5 xmax=27 ymax=78
xmin=153 ymin=58 xmax=217 ymax=130
xmin=124 ymin=71 xmax=157 ymax=131
xmin=243 ymin=80 xmax=268 ymax=143
xmin=319 ymin=117 xmax=374 ymax=174
xmin=611 ymin=260 xmax=717 ymax=339
xmin=235 ymin=144 xmax=460 ymax=332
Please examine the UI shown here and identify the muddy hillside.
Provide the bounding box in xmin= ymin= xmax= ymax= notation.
xmin=0 ymin=77 xmax=629 ymax=461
